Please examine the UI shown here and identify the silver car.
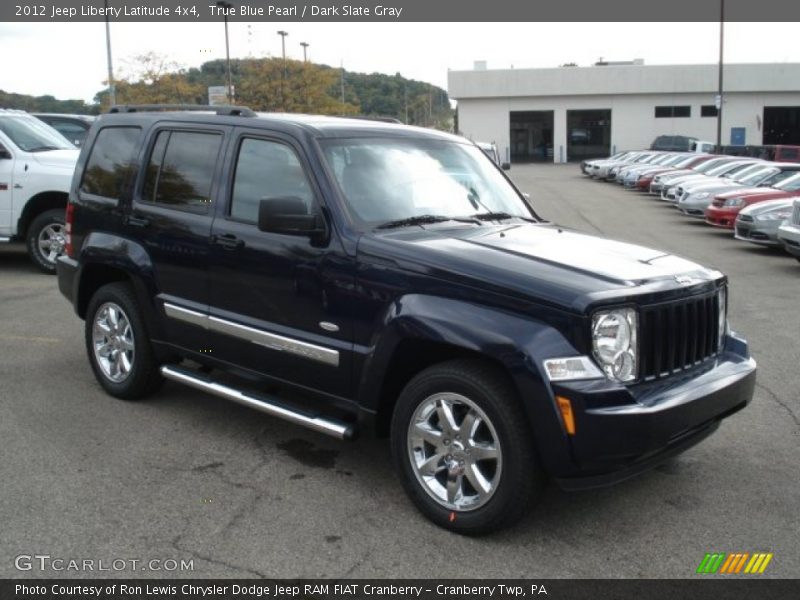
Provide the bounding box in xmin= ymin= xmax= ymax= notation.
xmin=676 ymin=164 xmax=773 ymax=217
xmin=734 ymin=199 xmax=796 ymax=247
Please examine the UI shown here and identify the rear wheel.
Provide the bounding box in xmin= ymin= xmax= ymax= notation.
xmin=391 ymin=360 xmax=544 ymax=534
xmin=26 ymin=209 xmax=66 ymax=274
xmin=85 ymin=282 xmax=162 ymax=399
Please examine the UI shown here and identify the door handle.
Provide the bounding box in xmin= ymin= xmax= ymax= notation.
xmin=212 ymin=233 xmax=244 ymax=250
xmin=125 ymin=215 xmax=150 ymax=228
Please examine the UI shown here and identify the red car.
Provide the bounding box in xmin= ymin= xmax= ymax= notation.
xmin=705 ymin=174 xmax=800 ymax=228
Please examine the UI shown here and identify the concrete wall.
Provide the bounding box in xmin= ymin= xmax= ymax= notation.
xmin=449 ymin=63 xmax=800 ymax=163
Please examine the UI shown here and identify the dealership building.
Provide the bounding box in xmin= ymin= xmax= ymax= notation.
xmin=448 ymin=62 xmax=800 ymax=163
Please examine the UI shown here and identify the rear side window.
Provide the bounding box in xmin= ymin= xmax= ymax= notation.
xmin=141 ymin=130 xmax=222 ymax=213
xmin=80 ymin=126 xmax=141 ymax=199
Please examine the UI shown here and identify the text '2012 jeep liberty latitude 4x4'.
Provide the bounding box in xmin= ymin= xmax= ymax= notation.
xmin=57 ymin=106 xmax=756 ymax=534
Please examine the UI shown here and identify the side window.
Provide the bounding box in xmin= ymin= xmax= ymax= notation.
xmin=141 ymin=130 xmax=222 ymax=213
xmin=230 ymin=138 xmax=314 ymax=224
xmin=79 ymin=126 xmax=141 ymax=200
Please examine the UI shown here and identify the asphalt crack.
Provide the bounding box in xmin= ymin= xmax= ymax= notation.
xmin=756 ymin=381 xmax=800 ymax=432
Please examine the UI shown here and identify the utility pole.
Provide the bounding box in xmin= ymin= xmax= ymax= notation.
xmin=716 ymin=0 xmax=725 ymax=153
xmin=277 ymin=30 xmax=288 ymax=110
xmin=103 ymin=0 xmax=116 ymax=106
xmin=216 ymin=1 xmax=234 ymax=103
xmin=340 ymin=61 xmax=345 ymax=112
xmin=300 ymin=42 xmax=309 ymax=62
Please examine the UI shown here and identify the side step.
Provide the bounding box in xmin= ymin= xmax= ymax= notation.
xmin=160 ymin=365 xmax=356 ymax=440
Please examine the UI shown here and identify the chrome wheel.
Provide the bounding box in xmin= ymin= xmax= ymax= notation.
xmin=407 ymin=392 xmax=502 ymax=511
xmin=92 ymin=302 xmax=135 ymax=383
xmin=37 ymin=222 xmax=66 ymax=265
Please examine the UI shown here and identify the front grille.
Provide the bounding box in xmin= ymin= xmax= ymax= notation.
xmin=639 ymin=292 xmax=720 ymax=381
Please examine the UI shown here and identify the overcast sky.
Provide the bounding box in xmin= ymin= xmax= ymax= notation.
xmin=1 ymin=22 xmax=799 ymax=103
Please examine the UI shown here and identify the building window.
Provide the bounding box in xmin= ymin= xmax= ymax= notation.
xmin=701 ymin=105 xmax=719 ymax=117
xmin=655 ymin=106 xmax=691 ymax=118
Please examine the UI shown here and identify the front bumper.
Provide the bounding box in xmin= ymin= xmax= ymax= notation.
xmin=734 ymin=219 xmax=781 ymax=246
xmin=549 ymin=334 xmax=756 ymax=490
xmin=704 ymin=206 xmax=738 ymax=229
xmin=778 ymin=223 xmax=800 ymax=257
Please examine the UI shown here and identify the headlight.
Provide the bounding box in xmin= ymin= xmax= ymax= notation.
xmin=717 ymin=286 xmax=727 ymax=351
xmin=724 ymin=198 xmax=744 ymax=207
xmin=591 ymin=308 xmax=638 ymax=382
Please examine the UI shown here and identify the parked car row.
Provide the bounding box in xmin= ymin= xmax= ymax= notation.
xmin=581 ymin=150 xmax=800 ymax=262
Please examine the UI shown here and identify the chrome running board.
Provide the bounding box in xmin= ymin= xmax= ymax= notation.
xmin=160 ymin=365 xmax=356 ymax=440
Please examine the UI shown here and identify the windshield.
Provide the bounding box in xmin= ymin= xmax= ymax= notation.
xmin=738 ymin=166 xmax=778 ymax=185
xmin=775 ymin=173 xmax=800 ymax=191
xmin=729 ymin=163 xmax=768 ymax=182
xmin=695 ymin=158 xmax=730 ymax=173
xmin=320 ymin=138 xmax=533 ymax=227
xmin=0 ymin=116 xmax=74 ymax=152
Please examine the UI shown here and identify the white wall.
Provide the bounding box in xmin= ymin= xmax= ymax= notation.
xmin=456 ymin=92 xmax=800 ymax=163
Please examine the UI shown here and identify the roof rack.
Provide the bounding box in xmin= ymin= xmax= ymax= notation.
xmin=108 ymin=104 xmax=256 ymax=117
xmin=343 ymin=115 xmax=403 ymax=124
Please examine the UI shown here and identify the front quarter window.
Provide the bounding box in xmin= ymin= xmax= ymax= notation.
xmin=320 ymin=138 xmax=532 ymax=227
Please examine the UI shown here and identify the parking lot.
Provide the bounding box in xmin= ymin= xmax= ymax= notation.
xmin=1 ymin=163 xmax=797 ymax=578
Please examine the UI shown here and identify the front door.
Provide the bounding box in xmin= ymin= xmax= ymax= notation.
xmin=0 ymin=140 xmax=15 ymax=233
xmin=207 ymin=130 xmax=354 ymax=399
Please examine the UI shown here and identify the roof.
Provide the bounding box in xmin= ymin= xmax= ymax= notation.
xmin=101 ymin=105 xmax=463 ymax=142
xmin=449 ymin=63 xmax=800 ymax=99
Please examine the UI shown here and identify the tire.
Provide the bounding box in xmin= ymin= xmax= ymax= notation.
xmin=391 ymin=359 xmax=544 ymax=535
xmin=84 ymin=282 xmax=163 ymax=400
xmin=26 ymin=208 xmax=66 ymax=274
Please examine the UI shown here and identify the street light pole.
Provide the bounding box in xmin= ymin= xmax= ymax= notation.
xmin=104 ymin=0 xmax=116 ymax=106
xmin=216 ymin=1 xmax=234 ymax=103
xmin=716 ymin=0 xmax=725 ymax=153
xmin=300 ymin=42 xmax=309 ymax=62
xmin=277 ymin=30 xmax=289 ymax=110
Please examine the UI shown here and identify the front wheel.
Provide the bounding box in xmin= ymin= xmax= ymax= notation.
xmin=26 ymin=208 xmax=66 ymax=274
xmin=391 ymin=360 xmax=544 ymax=534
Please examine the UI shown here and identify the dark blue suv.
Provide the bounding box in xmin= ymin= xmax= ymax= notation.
xmin=57 ymin=106 xmax=756 ymax=534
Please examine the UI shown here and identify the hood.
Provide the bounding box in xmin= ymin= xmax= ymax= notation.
xmin=358 ymin=223 xmax=719 ymax=311
xmin=31 ymin=149 xmax=80 ymax=169
xmin=740 ymin=198 xmax=795 ymax=216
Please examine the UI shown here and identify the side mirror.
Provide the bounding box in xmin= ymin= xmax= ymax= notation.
xmin=0 ymin=147 xmax=11 ymax=160
xmin=501 ymin=162 xmax=511 ymax=171
xmin=258 ymin=197 xmax=325 ymax=238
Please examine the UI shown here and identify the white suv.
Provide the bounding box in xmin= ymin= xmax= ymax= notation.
xmin=0 ymin=110 xmax=79 ymax=272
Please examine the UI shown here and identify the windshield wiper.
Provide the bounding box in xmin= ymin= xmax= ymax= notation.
xmin=471 ymin=211 xmax=536 ymax=223
xmin=376 ymin=214 xmax=480 ymax=230
xmin=27 ymin=145 xmax=62 ymax=152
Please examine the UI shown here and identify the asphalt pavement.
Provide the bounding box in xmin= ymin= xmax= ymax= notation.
xmin=0 ymin=164 xmax=797 ymax=578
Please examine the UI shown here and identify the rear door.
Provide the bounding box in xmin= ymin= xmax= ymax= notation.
xmin=128 ymin=123 xmax=229 ymax=352
xmin=206 ymin=127 xmax=354 ymax=399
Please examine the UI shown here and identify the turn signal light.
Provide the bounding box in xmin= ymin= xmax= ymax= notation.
xmin=556 ymin=396 xmax=576 ymax=436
